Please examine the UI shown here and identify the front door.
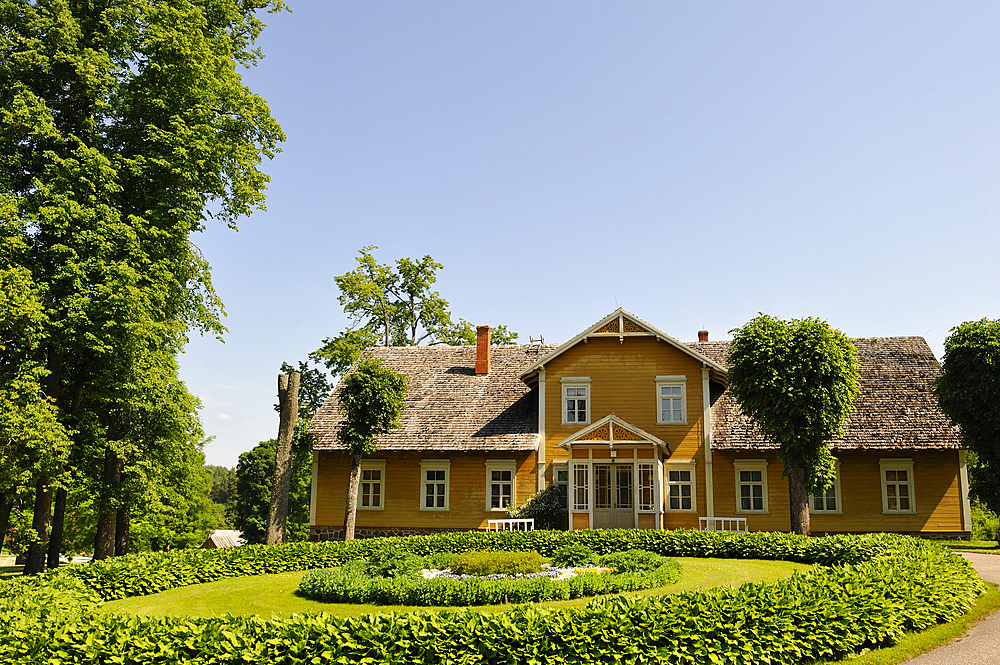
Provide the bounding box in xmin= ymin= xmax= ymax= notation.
xmin=593 ymin=463 xmax=635 ymax=529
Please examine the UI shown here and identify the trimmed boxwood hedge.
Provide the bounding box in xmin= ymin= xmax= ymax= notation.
xmin=0 ymin=530 xmax=986 ymax=664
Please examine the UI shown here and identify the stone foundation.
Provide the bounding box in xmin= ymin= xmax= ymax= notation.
xmin=309 ymin=526 xmax=470 ymax=541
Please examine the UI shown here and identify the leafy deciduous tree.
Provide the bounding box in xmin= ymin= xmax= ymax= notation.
xmin=727 ymin=315 xmax=861 ymax=535
xmin=933 ymin=319 xmax=1000 ymax=514
xmin=337 ymin=356 xmax=408 ymax=541
xmin=311 ymin=247 xmax=517 ymax=376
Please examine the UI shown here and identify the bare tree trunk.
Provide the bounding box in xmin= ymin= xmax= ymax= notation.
xmin=787 ymin=462 xmax=811 ymax=536
xmin=343 ymin=452 xmax=363 ymax=541
xmin=23 ymin=480 xmax=53 ymax=575
xmin=266 ymin=371 xmax=300 ymax=546
xmin=47 ymin=487 xmax=67 ymax=569
xmin=0 ymin=493 xmax=15 ymax=553
xmin=114 ymin=505 xmax=129 ymax=556
xmin=93 ymin=448 xmax=121 ymax=560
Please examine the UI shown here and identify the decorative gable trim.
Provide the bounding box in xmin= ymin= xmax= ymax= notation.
xmin=555 ymin=414 xmax=670 ymax=452
xmin=517 ymin=308 xmax=727 ymax=383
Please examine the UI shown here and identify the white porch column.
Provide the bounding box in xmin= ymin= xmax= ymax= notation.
xmin=702 ymin=367 xmax=715 ymax=519
xmin=537 ymin=367 xmax=546 ymax=492
xmin=960 ymin=450 xmax=972 ymax=532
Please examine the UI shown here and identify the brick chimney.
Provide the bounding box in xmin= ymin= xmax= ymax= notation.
xmin=475 ymin=325 xmax=491 ymax=374
xmin=698 ymin=330 xmax=709 ymax=343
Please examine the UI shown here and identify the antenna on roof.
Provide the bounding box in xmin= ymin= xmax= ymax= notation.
xmin=529 ymin=335 xmax=544 ymax=346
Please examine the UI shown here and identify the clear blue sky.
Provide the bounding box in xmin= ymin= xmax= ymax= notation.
xmin=180 ymin=1 xmax=1000 ymax=468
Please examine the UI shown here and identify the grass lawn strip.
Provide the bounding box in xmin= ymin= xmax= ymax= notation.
xmin=100 ymin=557 xmax=810 ymax=619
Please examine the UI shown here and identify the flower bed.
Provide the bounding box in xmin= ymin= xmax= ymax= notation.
xmin=298 ymin=555 xmax=681 ymax=606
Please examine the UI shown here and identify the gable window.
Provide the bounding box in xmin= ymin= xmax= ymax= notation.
xmin=359 ymin=460 xmax=386 ymax=510
xmin=655 ymin=376 xmax=687 ymax=424
xmin=809 ymin=459 xmax=842 ymax=513
xmin=665 ymin=460 xmax=697 ymax=512
xmin=573 ymin=463 xmax=589 ymax=510
xmin=420 ymin=460 xmax=450 ymax=511
xmin=880 ymin=458 xmax=915 ymax=513
xmin=734 ymin=459 xmax=769 ymax=513
xmin=561 ymin=377 xmax=591 ymax=425
xmin=485 ymin=460 xmax=516 ymax=511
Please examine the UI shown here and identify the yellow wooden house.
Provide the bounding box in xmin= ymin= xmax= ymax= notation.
xmin=309 ymin=309 xmax=970 ymax=539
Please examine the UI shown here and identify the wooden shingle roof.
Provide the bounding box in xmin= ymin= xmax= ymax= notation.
xmin=311 ymin=345 xmax=558 ymax=452
xmin=686 ymin=337 xmax=961 ymax=451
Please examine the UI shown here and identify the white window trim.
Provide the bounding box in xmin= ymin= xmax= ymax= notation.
xmin=561 ymin=377 xmax=591 ymax=426
xmin=572 ymin=462 xmax=590 ymax=511
xmin=419 ymin=459 xmax=451 ymax=511
xmin=734 ymin=459 xmax=769 ymax=514
xmin=655 ymin=375 xmax=688 ymax=425
xmin=664 ymin=459 xmax=697 ymax=513
xmin=485 ymin=459 xmax=517 ymax=512
xmin=879 ymin=458 xmax=916 ymax=514
xmin=553 ymin=460 xmax=569 ymax=511
xmin=808 ymin=459 xmax=842 ymax=514
xmin=358 ymin=459 xmax=386 ymax=511
xmin=637 ymin=461 xmax=657 ymax=513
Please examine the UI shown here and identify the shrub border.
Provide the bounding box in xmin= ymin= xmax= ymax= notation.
xmin=0 ymin=530 xmax=987 ymax=664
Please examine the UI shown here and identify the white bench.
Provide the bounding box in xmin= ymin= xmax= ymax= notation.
xmin=486 ymin=518 xmax=535 ymax=532
xmin=699 ymin=517 xmax=748 ymax=533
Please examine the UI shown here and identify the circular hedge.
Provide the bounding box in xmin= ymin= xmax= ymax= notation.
xmin=0 ymin=530 xmax=986 ymax=664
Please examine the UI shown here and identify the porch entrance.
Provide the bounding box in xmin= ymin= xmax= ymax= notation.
xmin=593 ymin=463 xmax=634 ymax=529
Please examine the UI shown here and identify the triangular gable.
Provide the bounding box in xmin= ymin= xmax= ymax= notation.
xmin=518 ymin=308 xmax=727 ymax=383
xmin=555 ymin=414 xmax=669 ymax=452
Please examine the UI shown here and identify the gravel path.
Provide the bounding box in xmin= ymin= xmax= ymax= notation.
xmin=904 ymin=552 xmax=1000 ymax=665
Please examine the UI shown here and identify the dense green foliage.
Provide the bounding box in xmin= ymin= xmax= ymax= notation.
xmin=934 ymin=319 xmax=1000 ymax=513
xmin=297 ymin=557 xmax=680 ymax=606
xmin=311 ymin=246 xmax=518 ymax=376
xmin=727 ymin=315 xmax=861 ymax=534
xmin=599 ymin=549 xmax=670 ymax=573
xmin=552 ymin=543 xmax=600 ymax=567
xmin=449 ymin=550 xmax=546 ymax=576
xmin=1 ymin=0 xmax=284 ymax=565
xmin=507 ymin=483 xmax=566 ymax=529
xmin=336 ymin=357 xmax=409 ymax=457
xmin=0 ymin=531 xmax=984 ymax=663
xmin=971 ymin=501 xmax=1000 ymax=541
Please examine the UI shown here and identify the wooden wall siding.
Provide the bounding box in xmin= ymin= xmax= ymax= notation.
xmin=662 ymin=513 xmax=701 ymax=530
xmin=544 ymin=336 xmax=709 ymax=518
xmin=313 ymin=450 xmax=535 ymax=530
xmin=711 ymin=450 xmax=965 ymax=534
xmin=637 ymin=514 xmax=656 ymax=530
xmin=572 ymin=512 xmax=591 ymax=530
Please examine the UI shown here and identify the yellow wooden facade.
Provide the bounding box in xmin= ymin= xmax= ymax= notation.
xmin=310 ymin=309 xmax=970 ymax=538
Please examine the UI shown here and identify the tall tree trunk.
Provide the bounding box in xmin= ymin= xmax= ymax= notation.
xmin=0 ymin=493 xmax=15 ymax=553
xmin=47 ymin=487 xmax=67 ymax=569
xmin=787 ymin=462 xmax=811 ymax=536
xmin=115 ymin=505 xmax=129 ymax=556
xmin=343 ymin=452 xmax=363 ymax=541
xmin=93 ymin=448 xmax=121 ymax=560
xmin=23 ymin=480 xmax=53 ymax=575
xmin=266 ymin=371 xmax=300 ymax=546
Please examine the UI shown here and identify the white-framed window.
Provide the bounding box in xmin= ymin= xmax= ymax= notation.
xmin=735 ymin=459 xmax=769 ymax=513
xmin=358 ymin=460 xmax=386 ymax=510
xmin=553 ymin=462 xmax=569 ymax=510
xmin=420 ymin=459 xmax=450 ymax=511
xmin=485 ymin=460 xmax=516 ymax=511
xmin=572 ymin=463 xmax=589 ymax=510
xmin=655 ymin=375 xmax=687 ymax=424
xmin=638 ymin=463 xmax=656 ymax=512
xmin=561 ymin=377 xmax=591 ymax=425
xmin=665 ymin=460 xmax=697 ymax=512
xmin=809 ymin=459 xmax=842 ymax=514
xmin=880 ymin=458 xmax=915 ymax=514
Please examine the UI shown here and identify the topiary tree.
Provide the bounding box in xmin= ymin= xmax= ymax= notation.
xmin=727 ymin=315 xmax=860 ymax=535
xmin=933 ymin=319 xmax=1000 ymax=513
xmin=337 ymin=356 xmax=408 ymax=540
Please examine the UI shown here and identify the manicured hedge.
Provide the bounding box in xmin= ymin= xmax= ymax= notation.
xmin=297 ymin=558 xmax=682 ymax=606
xmin=0 ymin=531 xmax=986 ymax=664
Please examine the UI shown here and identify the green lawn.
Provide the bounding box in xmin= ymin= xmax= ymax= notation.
xmin=100 ymin=557 xmax=810 ymax=619
xmin=941 ymin=540 xmax=1000 ymax=553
